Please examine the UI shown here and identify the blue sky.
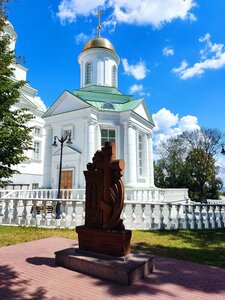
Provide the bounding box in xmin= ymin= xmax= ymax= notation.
xmin=8 ymin=1 xmax=225 ymax=142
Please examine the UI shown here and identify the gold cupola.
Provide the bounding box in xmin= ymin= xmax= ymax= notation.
xmin=83 ymin=37 xmax=116 ymax=53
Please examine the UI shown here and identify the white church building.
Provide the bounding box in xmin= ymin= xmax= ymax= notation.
xmin=3 ymin=20 xmax=188 ymax=202
xmin=42 ymin=34 xmax=155 ymax=190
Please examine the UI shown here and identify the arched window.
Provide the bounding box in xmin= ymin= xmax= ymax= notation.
xmin=112 ymin=65 xmax=117 ymax=87
xmin=102 ymin=102 xmax=115 ymax=110
xmin=85 ymin=62 xmax=92 ymax=85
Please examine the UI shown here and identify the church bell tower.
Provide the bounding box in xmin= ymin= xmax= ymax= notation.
xmin=78 ymin=12 xmax=120 ymax=88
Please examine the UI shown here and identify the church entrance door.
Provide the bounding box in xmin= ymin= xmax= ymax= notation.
xmin=60 ymin=170 xmax=73 ymax=198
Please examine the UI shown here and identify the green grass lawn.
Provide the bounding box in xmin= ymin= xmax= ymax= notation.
xmin=0 ymin=226 xmax=225 ymax=268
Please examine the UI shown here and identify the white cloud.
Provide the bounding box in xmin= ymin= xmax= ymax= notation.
xmin=152 ymin=108 xmax=200 ymax=145
xmin=57 ymin=0 xmax=105 ymax=23
xmin=129 ymin=84 xmax=143 ymax=94
xmin=102 ymin=19 xmax=117 ymax=33
xmin=75 ymin=32 xmax=89 ymax=44
xmin=178 ymin=115 xmax=200 ymax=132
xmin=172 ymin=33 xmax=225 ymax=79
xmin=162 ymin=46 xmax=175 ymax=56
xmin=57 ymin=0 xmax=196 ymax=28
xmin=122 ymin=58 xmax=148 ymax=80
xmin=140 ymin=91 xmax=151 ymax=97
xmin=153 ymin=108 xmax=179 ymax=135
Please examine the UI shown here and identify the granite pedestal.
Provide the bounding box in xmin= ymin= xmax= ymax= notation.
xmin=55 ymin=247 xmax=155 ymax=285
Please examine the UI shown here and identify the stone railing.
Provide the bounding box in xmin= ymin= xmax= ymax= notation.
xmin=0 ymin=198 xmax=224 ymax=230
xmin=0 ymin=188 xmax=189 ymax=203
xmin=207 ymin=198 xmax=225 ymax=205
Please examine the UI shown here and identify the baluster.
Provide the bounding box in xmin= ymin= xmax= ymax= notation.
xmin=158 ymin=204 xmax=165 ymax=229
xmin=190 ymin=205 xmax=197 ymax=229
xmin=198 ymin=205 xmax=203 ymax=229
xmin=11 ymin=199 xmax=19 ymax=225
xmin=71 ymin=201 xmax=77 ymax=227
xmin=141 ymin=190 xmax=144 ymax=202
xmin=147 ymin=190 xmax=151 ymax=202
xmin=149 ymin=204 xmax=155 ymax=229
xmin=49 ymin=200 xmax=56 ymax=227
xmin=30 ymin=200 xmax=37 ymax=226
xmin=183 ymin=205 xmax=189 ymax=229
xmin=20 ymin=200 xmax=28 ymax=225
xmin=132 ymin=204 xmax=136 ymax=228
xmin=167 ymin=204 xmax=173 ymax=230
xmin=2 ymin=199 xmax=10 ymax=224
xmin=204 ymin=205 xmax=210 ymax=229
xmin=161 ymin=190 xmax=166 ymax=202
xmin=141 ymin=204 xmax=146 ymax=229
xmin=211 ymin=205 xmax=216 ymax=229
xmin=40 ymin=201 xmax=47 ymax=226
xmin=174 ymin=205 xmax=180 ymax=229
xmin=60 ymin=200 xmax=67 ymax=228
xmin=130 ymin=191 xmax=134 ymax=202
xmin=217 ymin=205 xmax=223 ymax=228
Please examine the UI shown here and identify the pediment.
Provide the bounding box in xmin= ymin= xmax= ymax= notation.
xmin=43 ymin=91 xmax=90 ymax=118
xmin=133 ymin=101 xmax=151 ymax=121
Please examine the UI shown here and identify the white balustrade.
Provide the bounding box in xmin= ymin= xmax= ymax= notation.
xmin=0 ymin=195 xmax=225 ymax=230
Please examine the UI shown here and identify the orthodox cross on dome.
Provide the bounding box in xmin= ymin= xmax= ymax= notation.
xmin=96 ymin=10 xmax=102 ymax=37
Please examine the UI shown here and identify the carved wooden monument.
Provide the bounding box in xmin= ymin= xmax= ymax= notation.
xmin=76 ymin=142 xmax=131 ymax=256
xmin=55 ymin=142 xmax=154 ymax=285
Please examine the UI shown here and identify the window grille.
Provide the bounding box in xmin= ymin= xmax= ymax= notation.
xmin=101 ymin=129 xmax=116 ymax=147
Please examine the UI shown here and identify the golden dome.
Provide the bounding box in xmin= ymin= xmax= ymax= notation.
xmin=83 ymin=37 xmax=116 ymax=53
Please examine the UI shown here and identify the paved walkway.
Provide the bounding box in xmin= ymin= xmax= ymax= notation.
xmin=0 ymin=237 xmax=225 ymax=300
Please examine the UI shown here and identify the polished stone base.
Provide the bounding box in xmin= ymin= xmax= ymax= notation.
xmin=76 ymin=225 xmax=132 ymax=257
xmin=55 ymin=247 xmax=155 ymax=285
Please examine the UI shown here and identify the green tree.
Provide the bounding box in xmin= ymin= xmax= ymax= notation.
xmin=0 ymin=0 xmax=33 ymax=187
xmin=154 ymin=136 xmax=188 ymax=188
xmin=155 ymin=128 xmax=224 ymax=202
xmin=185 ymin=148 xmax=219 ymax=202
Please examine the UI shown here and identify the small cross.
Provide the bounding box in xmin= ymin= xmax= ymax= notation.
xmin=96 ymin=10 xmax=102 ymax=37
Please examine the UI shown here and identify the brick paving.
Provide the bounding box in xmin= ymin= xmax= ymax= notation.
xmin=0 ymin=237 xmax=225 ymax=300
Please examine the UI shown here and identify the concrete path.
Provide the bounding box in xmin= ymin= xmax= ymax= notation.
xmin=0 ymin=237 xmax=225 ymax=300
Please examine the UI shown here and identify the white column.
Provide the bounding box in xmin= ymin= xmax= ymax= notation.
xmin=96 ymin=124 xmax=101 ymax=150
xmin=87 ymin=120 xmax=96 ymax=163
xmin=43 ymin=125 xmax=53 ymax=188
xmin=144 ymin=134 xmax=149 ymax=180
xmin=148 ymin=133 xmax=155 ymax=187
xmin=127 ymin=123 xmax=137 ymax=187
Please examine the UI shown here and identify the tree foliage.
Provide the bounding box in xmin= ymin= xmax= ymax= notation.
xmin=0 ymin=0 xmax=33 ymax=187
xmin=154 ymin=128 xmax=224 ymax=202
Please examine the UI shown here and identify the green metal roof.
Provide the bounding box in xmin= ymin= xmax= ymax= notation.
xmin=74 ymin=85 xmax=132 ymax=103
xmin=86 ymin=99 xmax=143 ymax=112
xmin=73 ymin=85 xmax=154 ymax=125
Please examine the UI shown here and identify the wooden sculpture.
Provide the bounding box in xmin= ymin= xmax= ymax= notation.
xmin=76 ymin=142 xmax=131 ymax=256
